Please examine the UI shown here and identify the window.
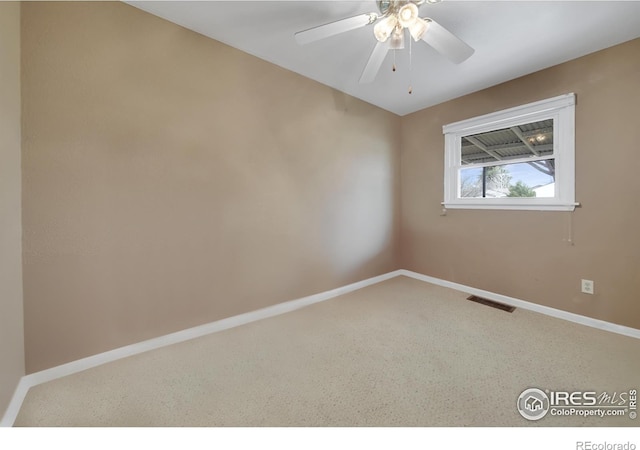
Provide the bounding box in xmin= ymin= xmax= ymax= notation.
xmin=443 ymin=93 xmax=577 ymax=211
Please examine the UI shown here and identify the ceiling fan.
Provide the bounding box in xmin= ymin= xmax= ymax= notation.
xmin=294 ymin=0 xmax=474 ymax=84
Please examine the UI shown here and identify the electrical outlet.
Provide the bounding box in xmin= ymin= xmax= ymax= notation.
xmin=581 ymin=279 xmax=594 ymax=295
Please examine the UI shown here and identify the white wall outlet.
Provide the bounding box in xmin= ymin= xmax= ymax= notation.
xmin=581 ymin=279 xmax=594 ymax=295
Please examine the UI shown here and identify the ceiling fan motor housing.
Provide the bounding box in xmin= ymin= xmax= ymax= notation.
xmin=377 ymin=0 xmax=427 ymax=16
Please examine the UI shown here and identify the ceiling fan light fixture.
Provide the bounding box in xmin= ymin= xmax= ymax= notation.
xmin=397 ymin=3 xmax=419 ymax=28
xmin=409 ymin=17 xmax=429 ymax=41
xmin=373 ymin=15 xmax=398 ymax=42
xmin=389 ymin=27 xmax=405 ymax=50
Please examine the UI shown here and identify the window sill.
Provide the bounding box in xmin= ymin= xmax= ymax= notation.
xmin=442 ymin=202 xmax=579 ymax=211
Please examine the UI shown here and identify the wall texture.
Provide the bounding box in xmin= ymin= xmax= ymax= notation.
xmin=401 ymin=38 xmax=640 ymax=329
xmin=22 ymin=2 xmax=400 ymax=373
xmin=20 ymin=1 xmax=640 ymax=375
xmin=0 ymin=2 xmax=25 ymax=418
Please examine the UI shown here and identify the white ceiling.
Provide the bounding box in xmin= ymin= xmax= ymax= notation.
xmin=127 ymin=1 xmax=640 ymax=116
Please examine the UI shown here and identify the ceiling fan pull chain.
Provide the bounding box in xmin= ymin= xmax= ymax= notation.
xmin=408 ymin=30 xmax=413 ymax=94
xmin=393 ymin=49 xmax=397 ymax=72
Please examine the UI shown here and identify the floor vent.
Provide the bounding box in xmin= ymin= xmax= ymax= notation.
xmin=467 ymin=295 xmax=516 ymax=313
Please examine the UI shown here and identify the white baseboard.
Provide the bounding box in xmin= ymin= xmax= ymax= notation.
xmin=0 ymin=269 xmax=402 ymax=427
xmin=0 ymin=377 xmax=30 ymax=428
xmin=2 ymin=267 xmax=638 ymax=427
xmin=398 ymin=269 xmax=640 ymax=340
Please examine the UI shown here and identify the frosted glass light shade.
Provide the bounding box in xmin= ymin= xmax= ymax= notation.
xmin=374 ymin=15 xmax=398 ymax=42
xmin=409 ymin=17 xmax=429 ymax=41
xmin=390 ymin=28 xmax=405 ymax=50
xmin=397 ymin=3 xmax=419 ymax=28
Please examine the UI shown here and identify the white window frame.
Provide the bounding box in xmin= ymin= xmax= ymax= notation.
xmin=443 ymin=93 xmax=577 ymax=211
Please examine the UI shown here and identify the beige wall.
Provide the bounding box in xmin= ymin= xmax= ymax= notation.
xmin=22 ymin=2 xmax=400 ymax=373
xmin=21 ymin=1 xmax=640 ymax=375
xmin=401 ymin=38 xmax=640 ymax=329
xmin=0 ymin=2 xmax=25 ymax=417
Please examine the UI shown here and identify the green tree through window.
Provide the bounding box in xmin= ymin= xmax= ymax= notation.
xmin=507 ymin=180 xmax=536 ymax=197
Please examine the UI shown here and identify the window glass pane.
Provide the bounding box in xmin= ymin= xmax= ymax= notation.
xmin=461 ymin=119 xmax=553 ymax=166
xmin=460 ymin=159 xmax=555 ymax=198
xmin=444 ymin=93 xmax=575 ymax=210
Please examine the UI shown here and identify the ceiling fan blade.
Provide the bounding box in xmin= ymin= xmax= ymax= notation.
xmin=295 ymin=13 xmax=377 ymax=45
xmin=359 ymin=40 xmax=390 ymax=84
xmin=421 ymin=18 xmax=474 ymax=64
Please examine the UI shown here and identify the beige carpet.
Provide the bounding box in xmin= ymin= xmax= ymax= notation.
xmin=14 ymin=276 xmax=640 ymax=426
